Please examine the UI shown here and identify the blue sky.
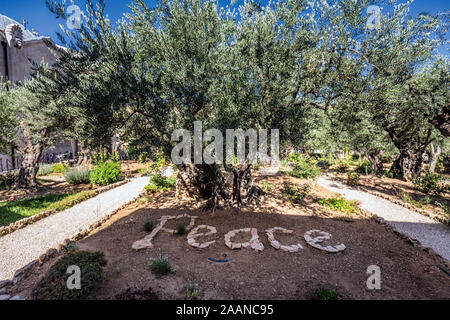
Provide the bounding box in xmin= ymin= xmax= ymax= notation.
xmin=1 ymin=0 xmax=448 ymax=54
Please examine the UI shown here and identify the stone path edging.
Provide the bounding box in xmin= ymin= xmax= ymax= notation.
xmin=0 ymin=179 xmax=130 ymax=237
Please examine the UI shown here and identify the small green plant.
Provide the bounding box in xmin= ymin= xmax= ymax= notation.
xmin=317 ymin=197 xmax=360 ymax=214
xmin=0 ymin=190 xmax=96 ymax=226
xmin=0 ymin=172 xmax=15 ymax=190
xmin=315 ymin=286 xmax=341 ymax=300
xmin=114 ymin=267 xmax=121 ymax=273
xmin=347 ymin=172 xmax=360 ymax=186
xmin=149 ymin=255 xmax=172 ymax=275
xmin=435 ymin=201 xmax=450 ymax=216
xmin=144 ymin=221 xmax=155 ymax=232
xmin=52 ymin=163 xmax=68 ymax=174
xmin=37 ymin=164 xmax=54 ymax=177
xmin=90 ymin=161 xmax=122 ymax=186
xmin=65 ymin=168 xmax=91 ymax=185
xmin=176 ymin=223 xmax=187 ymax=235
xmin=65 ymin=240 xmax=77 ymax=253
xmin=148 ymin=152 xmax=167 ymax=174
xmin=185 ymin=282 xmax=202 ymax=300
xmin=282 ymin=182 xmax=311 ymax=204
xmin=31 ymin=251 xmax=107 ymax=300
xmin=145 ymin=173 xmax=176 ymax=194
xmin=413 ymin=170 xmax=448 ymax=196
xmin=419 ymin=196 xmax=431 ymax=206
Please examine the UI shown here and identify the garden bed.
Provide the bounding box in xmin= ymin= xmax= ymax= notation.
xmin=330 ymin=172 xmax=450 ymax=224
xmin=0 ymin=180 xmax=130 ymax=236
xmin=8 ymin=174 xmax=450 ymax=300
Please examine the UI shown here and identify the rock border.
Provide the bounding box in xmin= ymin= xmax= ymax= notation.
xmin=0 ymin=179 xmax=130 ymax=237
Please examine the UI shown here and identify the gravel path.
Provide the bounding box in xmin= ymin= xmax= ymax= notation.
xmin=317 ymin=176 xmax=450 ymax=261
xmin=0 ymin=177 xmax=149 ymax=281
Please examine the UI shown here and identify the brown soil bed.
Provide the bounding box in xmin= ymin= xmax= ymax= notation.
xmin=10 ymin=174 xmax=450 ymax=300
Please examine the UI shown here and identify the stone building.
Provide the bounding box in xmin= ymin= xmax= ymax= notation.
xmin=0 ymin=14 xmax=76 ymax=172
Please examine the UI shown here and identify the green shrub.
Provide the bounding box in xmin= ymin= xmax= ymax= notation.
xmin=31 ymin=251 xmax=107 ymax=300
xmin=185 ymin=283 xmax=202 ymax=300
xmin=90 ymin=161 xmax=122 ymax=186
xmin=65 ymin=168 xmax=91 ymax=185
xmin=317 ymin=197 xmax=360 ymax=214
xmin=150 ymin=255 xmax=172 ymax=275
xmin=413 ymin=170 xmax=448 ymax=196
xmin=335 ymin=163 xmax=349 ymax=174
xmin=315 ymin=286 xmax=340 ymax=300
xmin=52 ymin=163 xmax=68 ymax=174
xmin=91 ymin=151 xmax=120 ymax=165
xmin=282 ymin=182 xmax=311 ymax=204
xmin=37 ymin=164 xmax=54 ymax=177
xmin=288 ymin=154 xmax=321 ymax=179
xmin=145 ymin=173 xmax=176 ymax=194
xmin=385 ymin=170 xmax=395 ymax=179
xmin=262 ymin=181 xmax=274 ymax=192
xmin=0 ymin=191 xmax=96 ymax=226
xmin=347 ymin=172 xmax=360 ymax=187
